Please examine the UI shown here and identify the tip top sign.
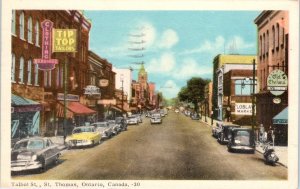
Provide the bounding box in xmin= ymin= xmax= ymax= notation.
xmin=53 ymin=29 xmax=77 ymax=52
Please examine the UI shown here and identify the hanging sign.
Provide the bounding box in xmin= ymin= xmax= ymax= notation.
xmin=33 ymin=20 xmax=58 ymax=70
xmin=267 ymin=69 xmax=288 ymax=96
xmin=235 ymin=103 xmax=255 ymax=115
xmin=273 ymin=97 xmax=281 ymax=104
xmin=84 ymin=85 xmax=101 ymax=95
xmin=99 ymin=79 xmax=109 ymax=87
xmin=53 ymin=29 xmax=77 ymax=52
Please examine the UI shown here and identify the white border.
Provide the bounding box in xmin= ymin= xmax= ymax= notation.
xmin=1 ymin=1 xmax=299 ymax=189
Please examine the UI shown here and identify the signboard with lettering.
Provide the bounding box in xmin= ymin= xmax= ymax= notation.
xmin=53 ymin=29 xmax=77 ymax=52
xmin=84 ymin=85 xmax=101 ymax=95
xmin=34 ymin=20 xmax=58 ymax=70
xmin=235 ymin=103 xmax=255 ymax=115
xmin=99 ymin=79 xmax=109 ymax=87
xmin=57 ymin=93 xmax=79 ymax=101
xmin=98 ymin=99 xmax=117 ymax=105
xmin=267 ymin=69 xmax=288 ymax=96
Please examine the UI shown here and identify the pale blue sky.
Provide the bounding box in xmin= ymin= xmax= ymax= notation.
xmin=85 ymin=11 xmax=260 ymax=99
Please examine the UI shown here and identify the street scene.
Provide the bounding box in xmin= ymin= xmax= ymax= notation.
xmin=10 ymin=10 xmax=289 ymax=181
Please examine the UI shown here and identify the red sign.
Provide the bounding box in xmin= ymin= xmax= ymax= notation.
xmin=34 ymin=20 xmax=58 ymax=70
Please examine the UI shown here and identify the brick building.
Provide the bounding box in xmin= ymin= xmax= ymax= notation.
xmin=254 ymin=11 xmax=289 ymax=145
xmin=11 ymin=10 xmax=94 ymax=138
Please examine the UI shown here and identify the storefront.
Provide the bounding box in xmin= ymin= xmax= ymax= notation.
xmin=11 ymin=94 xmax=42 ymax=142
xmin=272 ymin=107 xmax=288 ymax=146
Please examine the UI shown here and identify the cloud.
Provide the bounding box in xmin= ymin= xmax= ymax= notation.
xmin=173 ymin=58 xmax=212 ymax=79
xmin=160 ymin=80 xmax=180 ymax=99
xmin=181 ymin=35 xmax=254 ymax=55
xmin=146 ymin=52 xmax=176 ymax=73
xmin=132 ymin=22 xmax=157 ymax=48
xmin=158 ymin=29 xmax=179 ymax=49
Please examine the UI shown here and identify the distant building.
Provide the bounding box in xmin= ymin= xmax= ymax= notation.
xmin=112 ymin=67 xmax=133 ymax=103
xmin=254 ymin=11 xmax=288 ymax=145
xmin=212 ymin=54 xmax=257 ymax=121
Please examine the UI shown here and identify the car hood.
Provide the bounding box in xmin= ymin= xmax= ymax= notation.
xmin=97 ymin=127 xmax=108 ymax=132
xmin=67 ymin=133 xmax=96 ymax=140
xmin=11 ymin=149 xmax=39 ymax=161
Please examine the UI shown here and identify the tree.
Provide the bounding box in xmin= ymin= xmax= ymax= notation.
xmin=178 ymin=77 xmax=210 ymax=113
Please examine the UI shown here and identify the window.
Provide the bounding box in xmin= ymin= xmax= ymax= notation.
xmin=276 ymin=23 xmax=280 ymax=48
xmin=27 ymin=16 xmax=32 ymax=42
xmin=262 ymin=33 xmax=265 ymax=55
xmin=282 ymin=27 xmax=285 ymax=47
xmin=56 ymin=66 xmax=60 ymax=88
xmin=44 ymin=71 xmax=48 ymax=87
xmin=11 ymin=53 xmax=16 ymax=82
xmin=259 ymin=35 xmax=262 ymax=56
xmin=34 ymin=21 xmax=39 ymax=46
xmin=12 ymin=10 xmax=16 ymax=34
xmin=19 ymin=57 xmax=24 ymax=83
xmin=27 ymin=59 xmax=32 ymax=84
xmin=266 ymin=30 xmax=269 ymax=54
xmin=19 ymin=12 xmax=25 ymax=39
xmin=34 ymin=64 xmax=39 ymax=86
xmin=234 ymin=79 xmax=257 ymax=96
xmin=48 ymin=70 xmax=52 ymax=87
xmin=272 ymin=26 xmax=275 ymax=50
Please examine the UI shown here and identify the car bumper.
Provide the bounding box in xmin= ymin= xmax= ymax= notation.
xmin=151 ymin=120 xmax=161 ymax=123
xmin=11 ymin=160 xmax=42 ymax=171
xmin=67 ymin=140 xmax=93 ymax=147
xmin=230 ymin=146 xmax=255 ymax=151
xmin=127 ymin=121 xmax=137 ymax=125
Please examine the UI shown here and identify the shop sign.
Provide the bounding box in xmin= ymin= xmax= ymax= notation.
xmin=98 ymin=99 xmax=116 ymax=105
xmin=34 ymin=20 xmax=58 ymax=70
xmin=84 ymin=85 xmax=101 ymax=95
xmin=235 ymin=103 xmax=255 ymax=115
xmin=267 ymin=69 xmax=288 ymax=96
xmin=273 ymin=97 xmax=281 ymax=104
xmin=57 ymin=93 xmax=79 ymax=101
xmin=53 ymin=29 xmax=77 ymax=52
xmin=99 ymin=79 xmax=109 ymax=87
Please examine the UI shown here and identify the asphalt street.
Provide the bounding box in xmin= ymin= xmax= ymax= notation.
xmin=12 ymin=111 xmax=287 ymax=180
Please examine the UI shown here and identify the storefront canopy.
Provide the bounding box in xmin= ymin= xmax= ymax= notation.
xmin=57 ymin=101 xmax=96 ymax=118
xmin=272 ymin=107 xmax=288 ymax=125
xmin=11 ymin=94 xmax=41 ymax=112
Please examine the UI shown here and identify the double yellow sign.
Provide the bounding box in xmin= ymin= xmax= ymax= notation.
xmin=53 ymin=29 xmax=77 ymax=52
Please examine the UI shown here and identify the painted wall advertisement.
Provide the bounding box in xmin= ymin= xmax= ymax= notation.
xmin=53 ymin=29 xmax=77 ymax=52
xmin=235 ymin=103 xmax=255 ymax=115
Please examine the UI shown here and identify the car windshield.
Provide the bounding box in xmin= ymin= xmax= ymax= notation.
xmin=73 ymin=127 xmax=94 ymax=134
xmin=152 ymin=114 xmax=160 ymax=118
xmin=14 ymin=139 xmax=44 ymax=150
xmin=128 ymin=116 xmax=135 ymax=119
xmin=234 ymin=131 xmax=250 ymax=146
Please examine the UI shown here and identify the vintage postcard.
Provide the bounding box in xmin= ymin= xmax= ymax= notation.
xmin=1 ymin=0 xmax=299 ymax=189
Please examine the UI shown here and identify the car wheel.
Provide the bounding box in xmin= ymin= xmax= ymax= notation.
xmin=220 ymin=134 xmax=224 ymax=144
xmin=53 ymin=154 xmax=59 ymax=165
xmin=39 ymin=157 xmax=46 ymax=173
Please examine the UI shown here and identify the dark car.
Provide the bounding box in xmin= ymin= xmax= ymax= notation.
xmin=217 ymin=123 xmax=241 ymax=144
xmin=11 ymin=137 xmax=60 ymax=172
xmin=190 ymin=113 xmax=200 ymax=120
xmin=227 ymin=128 xmax=255 ymax=153
xmin=115 ymin=117 xmax=128 ymax=131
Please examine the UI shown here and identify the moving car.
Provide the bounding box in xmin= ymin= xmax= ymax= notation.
xmin=92 ymin=121 xmax=113 ymax=139
xmin=150 ymin=113 xmax=162 ymax=124
xmin=11 ymin=137 xmax=60 ymax=172
xmin=127 ymin=116 xmax=139 ymax=125
xmin=227 ymin=128 xmax=255 ymax=153
xmin=65 ymin=126 xmax=101 ymax=149
xmin=217 ymin=123 xmax=241 ymax=144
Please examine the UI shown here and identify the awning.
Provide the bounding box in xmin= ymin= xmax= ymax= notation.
xmin=57 ymin=101 xmax=96 ymax=118
xmin=11 ymin=94 xmax=41 ymax=113
xmin=273 ymin=107 xmax=288 ymax=125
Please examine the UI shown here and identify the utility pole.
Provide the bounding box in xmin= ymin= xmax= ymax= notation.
xmin=63 ymin=59 xmax=68 ymax=140
xmin=121 ymin=78 xmax=124 ymax=114
xmin=252 ymin=59 xmax=256 ymax=131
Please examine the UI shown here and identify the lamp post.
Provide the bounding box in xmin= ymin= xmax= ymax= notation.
xmin=204 ymin=98 xmax=207 ymax=122
xmin=252 ymin=59 xmax=256 ymax=131
xmin=63 ymin=59 xmax=68 ymax=140
xmin=120 ymin=74 xmax=124 ymax=114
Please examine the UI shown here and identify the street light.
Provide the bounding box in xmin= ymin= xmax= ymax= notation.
xmin=120 ymin=74 xmax=124 ymax=114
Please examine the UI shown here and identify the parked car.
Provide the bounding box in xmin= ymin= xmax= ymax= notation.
xmin=212 ymin=122 xmax=222 ymax=138
xmin=150 ymin=113 xmax=162 ymax=124
xmin=127 ymin=116 xmax=139 ymax=125
xmin=160 ymin=109 xmax=165 ymax=117
xmin=107 ymin=120 xmax=122 ymax=135
xmin=65 ymin=126 xmax=101 ymax=149
xmin=175 ymin=109 xmax=179 ymax=113
xmin=133 ymin=114 xmax=143 ymax=123
xmin=190 ymin=113 xmax=200 ymax=120
xmin=92 ymin=121 xmax=113 ymax=139
xmin=115 ymin=117 xmax=128 ymax=131
xmin=227 ymin=128 xmax=255 ymax=153
xmin=11 ymin=137 xmax=60 ymax=172
xmin=217 ymin=123 xmax=241 ymax=144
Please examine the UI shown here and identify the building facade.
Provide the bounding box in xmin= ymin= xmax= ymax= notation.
xmin=254 ymin=11 xmax=289 ymax=145
xmin=11 ymin=10 xmax=94 ymax=138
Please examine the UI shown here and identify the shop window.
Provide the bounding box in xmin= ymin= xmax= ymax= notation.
xmin=19 ymin=57 xmax=24 ymax=84
xmin=19 ymin=12 xmax=25 ymax=40
xmin=27 ymin=59 xmax=32 ymax=84
xmin=235 ymin=79 xmax=257 ymax=96
xmin=12 ymin=10 xmax=16 ymax=35
xmin=11 ymin=53 xmax=16 ymax=82
xmin=34 ymin=21 xmax=40 ymax=46
xmin=27 ymin=16 xmax=33 ymax=43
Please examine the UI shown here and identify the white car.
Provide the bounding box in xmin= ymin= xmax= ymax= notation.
xmin=150 ymin=113 xmax=162 ymax=124
xmin=92 ymin=122 xmax=113 ymax=139
xmin=127 ymin=116 xmax=139 ymax=125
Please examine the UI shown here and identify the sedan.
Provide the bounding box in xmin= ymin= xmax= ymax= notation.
xmin=107 ymin=120 xmax=122 ymax=135
xmin=150 ymin=113 xmax=162 ymax=124
xmin=65 ymin=126 xmax=101 ymax=149
xmin=11 ymin=137 xmax=60 ymax=172
xmin=92 ymin=122 xmax=114 ymax=139
xmin=127 ymin=116 xmax=139 ymax=125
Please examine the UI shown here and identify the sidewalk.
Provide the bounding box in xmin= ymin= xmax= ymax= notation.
xmin=199 ymin=117 xmax=288 ymax=168
xmin=49 ymin=136 xmax=67 ymax=151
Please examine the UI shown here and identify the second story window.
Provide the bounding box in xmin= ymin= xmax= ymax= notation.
xmin=11 ymin=53 xmax=16 ymax=82
xmin=235 ymin=79 xmax=257 ymax=96
xmin=27 ymin=60 xmax=32 ymax=84
xmin=19 ymin=56 xmax=24 ymax=84
xmin=12 ymin=10 xmax=16 ymax=35
xmin=35 ymin=21 xmax=39 ymax=46
xmin=27 ymin=17 xmax=33 ymax=43
xmin=19 ymin=12 xmax=25 ymax=40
